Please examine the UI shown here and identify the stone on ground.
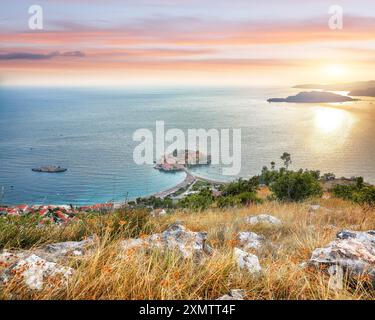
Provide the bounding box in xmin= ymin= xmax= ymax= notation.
xmin=309 ymin=230 xmax=375 ymax=284
xmin=121 ymin=223 xmax=212 ymax=259
xmin=0 ymin=250 xmax=28 ymax=268
xmin=36 ymin=237 xmax=95 ymax=262
xmin=234 ymin=248 xmax=262 ymax=275
xmin=150 ymin=209 xmax=167 ymax=217
xmin=309 ymin=205 xmax=321 ymax=211
xmin=217 ymin=289 xmax=246 ymax=300
xmin=236 ymin=231 xmax=264 ymax=250
xmin=0 ymin=254 xmax=74 ymax=290
xmin=244 ymin=214 xmax=282 ymax=227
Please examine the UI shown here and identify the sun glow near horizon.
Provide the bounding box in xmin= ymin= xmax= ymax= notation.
xmin=321 ymin=64 xmax=349 ymax=81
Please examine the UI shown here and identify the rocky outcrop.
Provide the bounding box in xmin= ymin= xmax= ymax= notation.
xmin=0 ymin=250 xmax=28 ymax=267
xmin=0 ymin=238 xmax=94 ymax=290
xmin=349 ymin=87 xmax=375 ymax=97
xmin=0 ymin=254 xmax=74 ymax=290
xmin=236 ymin=232 xmax=264 ymax=250
xmin=244 ymin=214 xmax=282 ymax=227
xmin=121 ymin=223 xmax=212 ymax=260
xmin=35 ymin=237 xmax=95 ymax=262
xmin=309 ymin=230 xmax=375 ymax=284
xmin=267 ymin=91 xmax=357 ymax=103
xmin=234 ymin=248 xmax=262 ymax=275
xmin=217 ymin=289 xmax=246 ymax=300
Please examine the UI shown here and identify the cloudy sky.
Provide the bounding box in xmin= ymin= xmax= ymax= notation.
xmin=0 ymin=0 xmax=374 ymax=86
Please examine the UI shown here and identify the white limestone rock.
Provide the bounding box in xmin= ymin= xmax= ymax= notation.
xmin=309 ymin=205 xmax=321 ymax=211
xmin=121 ymin=238 xmax=147 ymax=251
xmin=1 ymin=254 xmax=74 ymax=290
xmin=120 ymin=223 xmax=212 ymax=259
xmin=236 ymin=231 xmax=264 ymax=250
xmin=234 ymin=248 xmax=262 ymax=275
xmin=0 ymin=250 xmax=28 ymax=268
xmin=217 ymin=289 xmax=246 ymax=300
xmin=150 ymin=209 xmax=167 ymax=217
xmin=244 ymin=214 xmax=282 ymax=227
xmin=36 ymin=237 xmax=95 ymax=262
xmin=309 ymin=230 xmax=375 ymax=284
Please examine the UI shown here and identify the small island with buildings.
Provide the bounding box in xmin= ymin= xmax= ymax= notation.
xmin=154 ymin=149 xmax=212 ymax=172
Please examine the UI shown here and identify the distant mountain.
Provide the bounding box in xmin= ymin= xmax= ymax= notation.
xmin=293 ymin=81 xmax=375 ymax=92
xmin=349 ymin=87 xmax=375 ymax=97
xmin=267 ymin=91 xmax=358 ymax=103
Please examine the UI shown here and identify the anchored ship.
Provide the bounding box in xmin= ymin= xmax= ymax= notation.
xmin=32 ymin=166 xmax=67 ymax=173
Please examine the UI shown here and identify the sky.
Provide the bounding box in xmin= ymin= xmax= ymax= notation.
xmin=0 ymin=0 xmax=374 ymax=86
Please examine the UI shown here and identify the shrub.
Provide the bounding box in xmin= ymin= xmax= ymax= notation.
xmin=216 ymin=195 xmax=240 ymax=208
xmin=221 ymin=176 xmax=259 ymax=196
xmin=332 ymin=185 xmax=353 ymax=200
xmin=333 ymin=178 xmax=375 ymax=206
xmin=270 ymin=169 xmax=323 ymax=202
xmin=216 ymin=176 xmax=261 ymax=208
xmin=260 ymin=166 xmax=280 ymax=186
xmin=323 ymin=172 xmax=336 ymax=181
xmin=177 ymin=180 xmax=262 ymax=210
xmin=177 ymin=188 xmax=214 ymax=211
xmin=135 ymin=196 xmax=175 ymax=209
xmin=236 ymin=191 xmax=262 ymax=205
xmin=191 ymin=180 xmax=211 ymax=191
xmin=217 ymin=192 xmax=262 ymax=208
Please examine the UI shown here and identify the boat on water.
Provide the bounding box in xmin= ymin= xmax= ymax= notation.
xmin=32 ymin=166 xmax=67 ymax=173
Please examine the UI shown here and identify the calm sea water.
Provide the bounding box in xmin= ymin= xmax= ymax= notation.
xmin=1 ymin=86 xmax=375 ymax=205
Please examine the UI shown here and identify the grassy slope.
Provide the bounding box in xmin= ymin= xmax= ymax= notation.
xmin=0 ymin=197 xmax=374 ymax=300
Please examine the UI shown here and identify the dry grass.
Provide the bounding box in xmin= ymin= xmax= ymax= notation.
xmin=0 ymin=198 xmax=374 ymax=300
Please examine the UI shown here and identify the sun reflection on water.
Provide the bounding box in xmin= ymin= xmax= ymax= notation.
xmin=314 ymin=108 xmax=348 ymax=133
xmin=309 ymin=106 xmax=355 ymax=154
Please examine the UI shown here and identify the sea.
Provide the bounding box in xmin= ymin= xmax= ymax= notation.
xmin=1 ymin=86 xmax=374 ymax=205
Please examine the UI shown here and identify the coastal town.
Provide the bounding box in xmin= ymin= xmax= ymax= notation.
xmin=0 ymin=203 xmax=114 ymax=224
xmin=0 ymin=169 xmax=225 ymax=223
